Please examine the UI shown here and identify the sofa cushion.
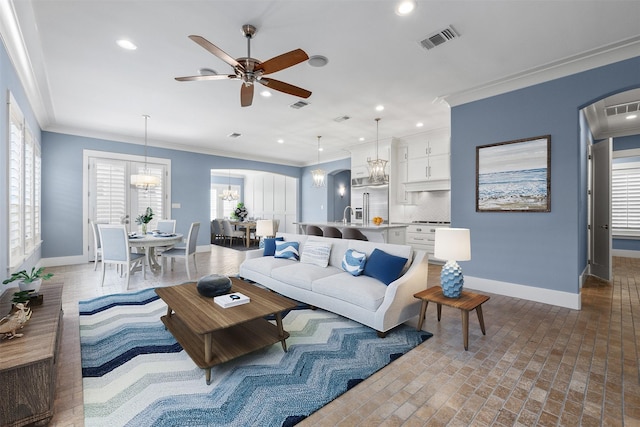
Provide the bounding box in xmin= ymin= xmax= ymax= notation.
xmin=348 ymin=240 xmax=413 ymax=274
xmin=272 ymin=264 xmax=343 ymax=291
xmin=341 ymin=249 xmax=367 ymax=276
xmin=300 ymin=241 xmax=332 ymax=267
xmin=312 ymin=272 xmax=387 ymax=311
xmin=363 ymin=249 xmax=408 ymax=285
xmin=275 ymin=241 xmax=300 ymax=260
xmin=241 ymin=256 xmax=298 ymax=277
xmin=261 ymin=237 xmax=284 ymax=256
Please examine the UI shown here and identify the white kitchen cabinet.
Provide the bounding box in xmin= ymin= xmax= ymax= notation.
xmin=407 ymin=154 xmax=450 ymax=182
xmin=395 ymin=146 xmax=412 ymax=204
xmin=408 ymin=136 xmax=449 ymax=158
xmin=406 ymin=223 xmax=449 ymax=263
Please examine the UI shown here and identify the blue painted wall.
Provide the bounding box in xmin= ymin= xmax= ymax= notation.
xmin=612 ymin=133 xmax=640 ymax=251
xmin=451 ymin=56 xmax=640 ymax=294
xmin=41 ymin=131 xmax=307 ymax=257
xmin=300 ymin=158 xmax=351 ymax=223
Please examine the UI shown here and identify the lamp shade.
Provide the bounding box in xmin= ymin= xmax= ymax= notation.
xmin=434 ymin=228 xmax=471 ymax=261
xmin=255 ymin=219 xmax=274 ymax=237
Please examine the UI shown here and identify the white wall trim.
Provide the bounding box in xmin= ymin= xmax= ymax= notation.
xmin=612 ymin=249 xmax=640 ymax=258
xmin=40 ymin=255 xmax=86 ymax=267
xmin=464 ymin=275 xmax=581 ymax=310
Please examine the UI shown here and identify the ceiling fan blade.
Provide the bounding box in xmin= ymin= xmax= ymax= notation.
xmin=175 ymin=74 xmax=237 ymax=82
xmin=256 ymin=49 xmax=309 ymax=75
xmin=188 ymin=35 xmax=242 ymax=70
xmin=240 ymin=84 xmax=254 ymax=107
xmin=259 ymin=78 xmax=311 ymax=99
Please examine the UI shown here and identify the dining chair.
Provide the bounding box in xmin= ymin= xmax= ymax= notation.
xmin=98 ymin=224 xmax=146 ymax=289
xmin=273 ymin=219 xmax=280 ymax=234
xmin=156 ymin=219 xmax=176 ymax=233
xmin=341 ymin=228 xmax=369 ymax=241
xmin=211 ymin=219 xmax=224 ymax=244
xmin=305 ymin=225 xmax=323 ymax=236
xmin=322 ymin=226 xmax=343 ymax=238
xmin=160 ymin=222 xmax=200 ymax=280
xmin=222 ymin=219 xmax=246 ymax=246
xmin=155 ymin=219 xmax=178 ymax=258
xmin=90 ymin=220 xmax=103 ymax=271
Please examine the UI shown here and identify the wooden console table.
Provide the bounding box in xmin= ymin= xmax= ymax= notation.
xmin=414 ymin=286 xmax=489 ymax=350
xmin=0 ymin=283 xmax=63 ymax=427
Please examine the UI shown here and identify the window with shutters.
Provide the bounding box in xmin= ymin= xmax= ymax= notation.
xmin=88 ymin=154 xmax=170 ymax=235
xmin=612 ymin=160 xmax=640 ymax=232
xmin=7 ymin=92 xmax=42 ymax=269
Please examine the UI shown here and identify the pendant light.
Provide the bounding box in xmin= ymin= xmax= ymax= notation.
xmin=220 ymin=169 xmax=239 ymax=201
xmin=130 ymin=115 xmax=161 ymax=190
xmin=311 ymin=135 xmax=326 ymax=187
xmin=367 ymin=117 xmax=388 ymax=183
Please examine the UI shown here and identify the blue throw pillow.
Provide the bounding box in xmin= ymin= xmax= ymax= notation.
xmin=341 ymin=249 xmax=367 ymax=276
xmin=363 ymin=248 xmax=408 ymax=285
xmin=274 ymin=241 xmax=300 ymax=261
xmin=262 ymin=237 xmax=284 ymax=256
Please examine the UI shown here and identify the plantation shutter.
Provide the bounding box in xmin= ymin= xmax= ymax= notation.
xmin=8 ymin=101 xmax=24 ymax=267
xmin=34 ymin=143 xmax=42 ymax=243
xmin=24 ymin=127 xmax=34 ymax=253
xmin=611 ymin=164 xmax=640 ymax=230
xmin=132 ymin=162 xmax=165 ymax=230
xmin=92 ymin=158 xmax=127 ymax=225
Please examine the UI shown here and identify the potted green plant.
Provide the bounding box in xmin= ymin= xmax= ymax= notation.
xmin=3 ymin=267 xmax=54 ymax=294
xmin=135 ymin=207 xmax=154 ymax=234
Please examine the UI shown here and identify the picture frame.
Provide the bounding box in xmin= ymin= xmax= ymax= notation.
xmin=476 ymin=135 xmax=551 ymax=212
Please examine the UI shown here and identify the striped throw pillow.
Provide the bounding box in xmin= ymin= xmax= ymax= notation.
xmin=300 ymin=241 xmax=332 ymax=267
xmin=274 ymin=241 xmax=300 ymax=261
xmin=341 ymin=249 xmax=367 ymax=276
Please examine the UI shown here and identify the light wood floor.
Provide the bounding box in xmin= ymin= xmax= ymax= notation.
xmin=41 ymin=249 xmax=640 ymax=426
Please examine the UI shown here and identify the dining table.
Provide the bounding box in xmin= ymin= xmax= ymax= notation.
xmin=229 ymin=220 xmax=257 ymax=248
xmin=128 ymin=232 xmax=184 ymax=273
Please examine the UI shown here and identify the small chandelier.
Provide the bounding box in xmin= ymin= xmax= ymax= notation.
xmin=367 ymin=118 xmax=388 ymax=184
xmin=130 ymin=114 xmax=161 ymax=190
xmin=220 ymin=169 xmax=239 ymax=201
xmin=311 ymin=135 xmax=326 ymax=187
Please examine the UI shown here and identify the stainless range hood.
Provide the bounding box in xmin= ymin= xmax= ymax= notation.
xmin=351 ymin=176 xmax=389 ymax=187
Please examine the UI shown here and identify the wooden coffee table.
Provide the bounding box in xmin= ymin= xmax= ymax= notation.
xmin=155 ymin=278 xmax=297 ymax=384
xmin=414 ymin=286 xmax=490 ymax=351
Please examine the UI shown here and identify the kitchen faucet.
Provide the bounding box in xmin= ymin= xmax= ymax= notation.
xmin=342 ymin=206 xmax=353 ymax=224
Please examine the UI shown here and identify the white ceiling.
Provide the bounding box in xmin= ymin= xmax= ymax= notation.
xmin=2 ymin=0 xmax=640 ymax=166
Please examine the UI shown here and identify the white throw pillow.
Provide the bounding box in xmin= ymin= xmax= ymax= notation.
xmin=300 ymin=241 xmax=332 ymax=268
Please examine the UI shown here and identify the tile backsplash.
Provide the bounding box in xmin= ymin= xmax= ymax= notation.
xmin=404 ymin=191 xmax=451 ymax=222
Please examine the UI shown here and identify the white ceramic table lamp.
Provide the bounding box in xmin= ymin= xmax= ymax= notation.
xmin=434 ymin=228 xmax=471 ymax=298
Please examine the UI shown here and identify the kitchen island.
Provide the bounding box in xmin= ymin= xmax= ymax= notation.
xmin=294 ymin=222 xmax=407 ymax=244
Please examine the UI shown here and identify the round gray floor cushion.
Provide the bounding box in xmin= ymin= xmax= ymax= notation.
xmin=196 ymin=274 xmax=232 ymax=297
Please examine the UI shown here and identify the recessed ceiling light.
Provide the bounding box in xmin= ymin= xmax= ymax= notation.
xmin=308 ymin=55 xmax=329 ymax=67
xmin=319 ymin=147 xmax=324 ymax=152
xmin=375 ymin=105 xmax=384 ymax=112
xmin=416 ymin=122 xmax=424 ymax=127
xmin=395 ymin=0 xmax=416 ymax=16
xmin=277 ymin=139 xmax=284 ymax=144
xmin=626 ymin=114 xmax=638 ymax=120
xmin=359 ymin=137 xmax=365 ymax=142
xmin=116 ymin=39 xmax=137 ymax=50
xmin=261 ymin=90 xmax=272 ymax=97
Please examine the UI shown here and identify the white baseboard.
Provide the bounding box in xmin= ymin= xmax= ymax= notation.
xmin=42 ymin=245 xmax=211 ymax=267
xmin=612 ymin=249 xmax=640 ymax=258
xmin=464 ymin=276 xmax=581 ymax=310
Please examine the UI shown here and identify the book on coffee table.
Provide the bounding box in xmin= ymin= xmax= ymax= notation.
xmin=214 ymin=292 xmax=250 ymax=308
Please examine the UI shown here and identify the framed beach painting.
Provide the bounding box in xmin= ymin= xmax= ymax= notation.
xmin=476 ymin=135 xmax=551 ymax=212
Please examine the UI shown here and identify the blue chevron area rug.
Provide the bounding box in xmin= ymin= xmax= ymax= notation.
xmin=79 ymin=287 xmax=432 ymax=427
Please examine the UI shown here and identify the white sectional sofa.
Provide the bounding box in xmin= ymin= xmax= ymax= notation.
xmin=238 ymin=232 xmax=429 ymax=336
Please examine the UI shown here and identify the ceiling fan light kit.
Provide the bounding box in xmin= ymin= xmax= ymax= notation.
xmin=175 ymin=24 xmax=312 ymax=107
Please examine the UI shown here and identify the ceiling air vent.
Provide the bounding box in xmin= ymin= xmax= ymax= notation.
xmin=227 ymin=132 xmax=241 ymax=138
xmin=334 ymin=115 xmax=351 ymax=122
xmin=290 ymin=100 xmax=310 ymax=109
xmin=420 ymin=26 xmax=460 ymax=50
xmin=605 ymin=101 xmax=640 ymax=117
